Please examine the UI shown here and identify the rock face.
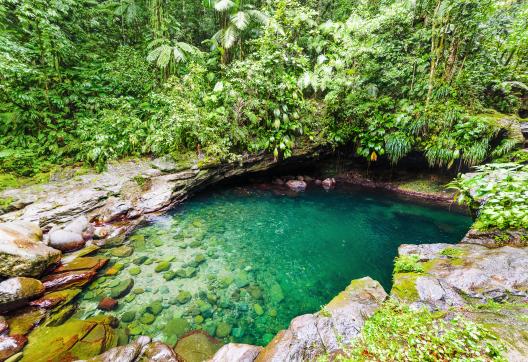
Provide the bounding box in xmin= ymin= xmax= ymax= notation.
xmin=0 ymin=222 xmax=61 ymax=277
xmin=285 ymin=180 xmax=307 ymax=192
xmin=19 ymin=316 xmax=117 ymax=362
xmin=392 ymin=242 xmax=528 ymax=360
xmin=140 ymin=341 xmax=179 ymax=361
xmin=79 ymin=336 xmax=151 ymax=362
xmin=254 ymin=277 xmax=387 ymax=362
xmin=0 ymin=277 xmax=45 ymax=312
xmin=211 ymin=343 xmax=263 ymax=362
xmin=392 ymin=243 xmax=528 ymax=309
xmin=0 ymin=334 xmax=27 ymax=361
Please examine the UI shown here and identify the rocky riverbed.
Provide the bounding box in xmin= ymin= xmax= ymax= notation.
xmin=0 ymin=149 xmax=527 ymax=362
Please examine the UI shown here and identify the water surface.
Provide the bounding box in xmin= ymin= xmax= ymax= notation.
xmin=75 ymin=184 xmax=471 ymax=346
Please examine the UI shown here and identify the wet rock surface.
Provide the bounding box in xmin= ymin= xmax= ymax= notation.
xmin=0 ymin=222 xmax=61 ymax=278
xmin=0 ymin=278 xmax=45 ymax=313
xmin=392 ymin=243 xmax=528 ymax=309
xmin=210 ymin=343 xmax=263 ymax=362
xmin=254 ymin=277 xmax=387 ymax=361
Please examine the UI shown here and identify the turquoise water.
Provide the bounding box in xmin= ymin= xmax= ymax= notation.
xmin=75 ymin=184 xmax=472 ymax=346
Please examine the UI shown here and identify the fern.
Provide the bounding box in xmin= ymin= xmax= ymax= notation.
xmin=385 ymin=132 xmax=412 ymax=165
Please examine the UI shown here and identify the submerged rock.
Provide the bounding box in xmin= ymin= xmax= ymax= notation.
xmin=98 ymin=297 xmax=118 ymax=311
xmin=321 ymin=178 xmax=336 ymax=190
xmin=54 ymin=256 xmax=108 ymax=273
xmin=175 ymin=291 xmax=192 ymax=305
xmin=211 ymin=343 xmax=263 ymax=362
xmin=215 ymin=322 xmax=232 ymax=338
xmin=174 ymin=331 xmax=222 ymax=362
xmin=42 ymin=270 xmax=96 ymax=292
xmin=285 ymin=180 xmax=307 ymax=192
xmin=0 ymin=277 xmax=45 ymax=312
xmin=163 ymin=318 xmax=190 ymax=339
xmin=109 ymin=279 xmax=134 ymax=299
xmin=18 ymin=316 xmax=118 ymax=362
xmin=5 ymin=307 xmax=46 ymax=335
xmin=29 ymin=288 xmax=81 ymax=309
xmin=0 ymin=222 xmax=61 ymax=278
xmin=255 ymin=277 xmax=387 ymax=361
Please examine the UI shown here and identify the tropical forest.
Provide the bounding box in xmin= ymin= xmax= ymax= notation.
xmin=0 ymin=0 xmax=527 ymax=361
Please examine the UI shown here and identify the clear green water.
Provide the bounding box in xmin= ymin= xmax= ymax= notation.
xmin=75 ymin=185 xmax=471 ymax=346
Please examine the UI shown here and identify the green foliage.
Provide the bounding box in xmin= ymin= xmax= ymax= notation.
xmin=449 ymin=163 xmax=528 ymax=230
xmin=440 ymin=247 xmax=464 ymax=258
xmin=0 ymin=0 xmax=526 ymax=175
xmin=393 ymin=255 xmax=424 ymax=274
xmin=328 ymin=301 xmax=505 ymax=361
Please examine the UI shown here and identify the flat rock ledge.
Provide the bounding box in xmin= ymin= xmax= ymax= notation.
xmin=392 ymin=242 xmax=528 ymax=361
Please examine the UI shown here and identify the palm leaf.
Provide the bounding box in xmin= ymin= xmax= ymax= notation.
xmin=214 ymin=0 xmax=234 ymax=12
xmin=223 ymin=25 xmax=238 ymax=49
xmin=247 ymin=9 xmax=269 ymax=25
xmin=231 ymin=11 xmax=249 ymax=30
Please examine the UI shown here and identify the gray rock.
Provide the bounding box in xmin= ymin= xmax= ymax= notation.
xmin=285 ymin=180 xmax=307 ymax=192
xmin=78 ymin=336 xmax=151 ymax=362
xmin=211 ymin=343 xmax=262 ymax=362
xmin=255 ymin=277 xmax=387 ymax=361
xmin=48 ymin=229 xmax=85 ymax=252
xmin=0 ymin=277 xmax=45 ymax=312
xmin=0 ymin=222 xmax=61 ymax=277
xmin=394 ymin=243 xmax=528 ymax=309
xmin=321 ymin=178 xmax=336 ymax=190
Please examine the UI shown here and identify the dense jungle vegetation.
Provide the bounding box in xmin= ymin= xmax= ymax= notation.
xmin=0 ymin=0 xmax=527 ymax=177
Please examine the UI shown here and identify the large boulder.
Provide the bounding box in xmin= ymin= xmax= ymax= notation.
xmin=0 ymin=222 xmax=61 ymax=277
xmin=210 ymin=343 xmax=262 ymax=362
xmin=391 ymin=243 xmax=528 ymax=309
xmin=48 ymin=215 xmax=93 ymax=252
xmin=0 ymin=277 xmax=45 ymax=312
xmin=255 ymin=277 xmax=387 ymax=361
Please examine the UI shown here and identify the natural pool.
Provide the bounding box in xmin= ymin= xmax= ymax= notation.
xmin=74 ymin=184 xmax=472 ymax=346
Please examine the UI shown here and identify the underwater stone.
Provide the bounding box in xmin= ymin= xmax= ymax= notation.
xmin=234 ymin=271 xmax=250 ymax=288
xmin=206 ymin=292 xmax=217 ymax=304
xmin=189 ymin=239 xmax=203 ymax=248
xmin=215 ymin=322 xmax=232 ymax=338
xmin=175 ymin=267 xmax=196 ymax=278
xmin=42 ymin=270 xmax=96 ymax=292
xmin=194 ymin=315 xmax=204 ymax=324
xmin=160 ymin=286 xmax=169 ymax=294
xmin=249 ymin=286 xmax=263 ymax=300
xmin=152 ymin=238 xmax=164 ymax=247
xmin=269 ymin=283 xmax=284 ymax=303
xmin=29 ymin=288 xmax=81 ymax=309
xmin=140 ymin=313 xmax=155 ymax=325
xmin=163 ymin=271 xmax=177 ymax=281
xmin=133 ymin=288 xmax=144 ymax=295
xmin=110 ymin=245 xmax=134 ymax=257
xmin=231 ymin=327 xmax=244 ymax=339
xmin=128 ymin=266 xmax=141 ymax=276
xmin=132 ymin=256 xmax=148 ymax=265
xmin=154 ymin=261 xmax=171 ymax=273
xmin=121 ymin=311 xmax=136 ymax=323
xmin=268 ymin=308 xmax=277 ymax=317
xmin=143 ymin=258 xmax=154 ymax=265
xmin=218 ymin=275 xmax=234 ymax=289
xmin=98 ymin=297 xmax=118 ymax=311
xmin=262 ymin=333 xmax=274 ymax=345
xmin=124 ymin=294 xmax=136 ymax=302
xmin=254 ymin=304 xmax=264 ymax=316
xmin=176 ymin=291 xmax=192 ymax=304
xmin=174 ymin=331 xmax=222 ymax=362
xmin=147 ymin=300 xmax=163 ymax=316
xmin=110 ymin=279 xmax=134 ymax=299
xmin=164 ymin=317 xmax=190 ymax=338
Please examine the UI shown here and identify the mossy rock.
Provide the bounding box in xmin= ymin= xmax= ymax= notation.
xmin=155 ymin=261 xmax=171 ymax=273
xmin=175 ymin=291 xmax=192 ymax=304
xmin=140 ymin=313 xmax=156 ymax=325
xmin=253 ymin=304 xmax=264 ymax=316
xmin=132 ymin=256 xmax=148 ymax=265
xmin=110 ymin=245 xmax=134 ymax=257
xmin=164 ymin=317 xmax=190 ymax=338
xmin=175 ymin=267 xmax=197 ymax=278
xmin=391 ymin=273 xmax=420 ymax=303
xmin=19 ymin=316 xmax=117 ymax=362
xmin=215 ymin=322 xmax=232 ymax=338
xmin=121 ymin=311 xmax=136 ymax=323
xmin=128 ymin=266 xmax=141 ymax=276
xmin=147 ymin=300 xmax=163 ymax=316
xmin=234 ymin=271 xmax=250 ymax=288
xmin=110 ymin=279 xmax=134 ymax=299
xmin=174 ymin=331 xmax=222 ymax=362
xmin=163 ymin=271 xmax=177 ymax=281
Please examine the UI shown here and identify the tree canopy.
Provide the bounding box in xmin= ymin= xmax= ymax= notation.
xmin=0 ymin=0 xmax=526 ymax=175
